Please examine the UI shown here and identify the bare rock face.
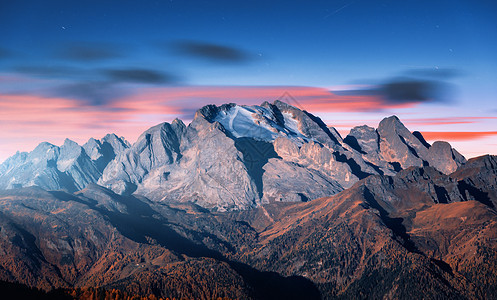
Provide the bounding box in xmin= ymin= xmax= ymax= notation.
xmin=83 ymin=134 xmax=130 ymax=172
xmin=345 ymin=116 xmax=466 ymax=175
xmin=97 ymin=102 xmax=350 ymax=210
xmin=143 ymin=116 xmax=261 ymax=211
xmin=377 ymin=116 xmax=428 ymax=169
xmin=273 ymin=137 xmax=358 ymax=188
xmin=98 ymin=120 xmax=185 ymax=195
xmin=263 ymin=100 xmax=342 ymax=147
xmin=261 ymin=158 xmax=343 ymax=202
xmin=345 ymin=125 xmax=379 ymax=155
xmin=0 ymin=140 xmax=97 ymax=192
xmin=56 ymin=139 xmax=101 ymax=190
xmin=451 ymin=154 xmax=497 ymax=207
xmin=0 ymin=135 xmax=128 ymax=192
xmin=0 ymin=143 xmax=61 ymax=190
xmin=427 ymin=141 xmax=466 ymax=174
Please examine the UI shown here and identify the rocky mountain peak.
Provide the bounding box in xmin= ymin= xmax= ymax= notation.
xmin=270 ymin=99 xmax=298 ymax=112
xmin=57 ymin=139 xmax=84 ymax=172
xmin=194 ymin=103 xmax=237 ymax=123
xmin=461 ymin=154 xmax=497 ymax=171
xmin=344 ymin=125 xmax=378 ymax=154
xmin=31 ymin=142 xmax=58 ymax=159
xmin=171 ymin=117 xmax=185 ymax=127
xmin=83 ymin=134 xmax=129 ymax=173
xmin=102 ymin=133 xmax=130 ymax=149
xmin=98 ymin=119 xmax=185 ymax=195
xmin=377 ymin=115 xmax=410 ymax=136
xmin=63 ymin=138 xmax=79 ymax=147
xmin=374 ymin=115 xmax=466 ymax=173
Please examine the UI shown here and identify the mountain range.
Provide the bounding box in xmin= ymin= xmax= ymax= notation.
xmin=0 ymin=100 xmax=465 ymax=210
xmin=0 ymin=100 xmax=495 ymax=299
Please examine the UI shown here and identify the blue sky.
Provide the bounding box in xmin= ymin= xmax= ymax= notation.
xmin=0 ymin=0 xmax=496 ymax=161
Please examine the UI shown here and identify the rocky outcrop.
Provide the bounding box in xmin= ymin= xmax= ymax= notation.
xmin=98 ymin=120 xmax=185 ymax=195
xmin=142 ymin=117 xmax=262 ymax=211
xmin=98 ymin=101 xmax=352 ymax=210
xmin=0 ymin=139 xmax=97 ymax=192
xmin=451 ymin=154 xmax=497 ymax=207
xmin=345 ymin=116 xmax=465 ymax=175
xmin=0 ymin=135 xmax=128 ymax=192
xmin=83 ymin=134 xmax=130 ymax=172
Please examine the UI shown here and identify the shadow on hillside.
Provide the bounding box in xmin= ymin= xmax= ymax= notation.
xmin=334 ymin=151 xmax=371 ymax=180
xmin=0 ymin=280 xmax=71 ymax=300
xmin=49 ymin=190 xmax=321 ymax=300
xmin=233 ymin=137 xmax=279 ymax=200
xmin=363 ymin=187 xmax=419 ymax=254
xmin=457 ymin=180 xmax=495 ymax=209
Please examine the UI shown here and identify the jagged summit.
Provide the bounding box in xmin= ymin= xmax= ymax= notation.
xmin=0 ymin=100 xmax=466 ymax=210
xmin=0 ymin=134 xmax=129 ymax=192
xmin=99 ymin=120 xmax=186 ymax=195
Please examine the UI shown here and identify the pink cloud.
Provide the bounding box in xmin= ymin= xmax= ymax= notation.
xmin=111 ymin=85 xmax=415 ymax=118
xmin=403 ymin=117 xmax=497 ymax=126
xmin=0 ymin=93 xmax=153 ymax=162
xmin=1 ymin=85 xmax=495 ymax=162
xmin=421 ymin=131 xmax=497 ymax=141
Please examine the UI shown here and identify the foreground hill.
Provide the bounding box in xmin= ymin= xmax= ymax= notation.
xmin=241 ymin=155 xmax=497 ymax=299
xmin=0 ymin=155 xmax=496 ymax=299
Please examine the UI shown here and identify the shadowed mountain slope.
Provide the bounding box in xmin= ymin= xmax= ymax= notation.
xmin=0 ymin=155 xmax=495 ymax=299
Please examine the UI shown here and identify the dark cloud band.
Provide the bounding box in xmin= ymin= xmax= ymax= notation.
xmin=171 ymin=40 xmax=250 ymax=62
xmin=404 ymin=67 xmax=465 ymax=79
xmin=103 ymin=68 xmax=176 ymax=84
xmin=335 ymin=73 xmax=457 ymax=106
xmin=56 ymin=42 xmax=123 ymax=61
xmin=48 ymin=81 xmax=126 ymax=106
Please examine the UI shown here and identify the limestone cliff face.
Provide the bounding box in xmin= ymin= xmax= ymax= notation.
xmin=83 ymin=134 xmax=130 ymax=172
xmin=345 ymin=116 xmax=465 ymax=175
xmin=0 ymin=135 xmax=128 ymax=192
xmin=99 ymin=101 xmax=348 ymax=210
xmin=142 ymin=116 xmax=261 ymax=211
xmin=98 ymin=120 xmax=185 ymax=195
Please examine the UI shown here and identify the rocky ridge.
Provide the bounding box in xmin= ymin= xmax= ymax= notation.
xmin=0 ymin=134 xmax=129 ymax=193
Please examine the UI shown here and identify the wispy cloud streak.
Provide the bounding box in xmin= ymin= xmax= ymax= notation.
xmin=0 ymin=82 xmax=495 ymax=162
xmin=421 ymin=131 xmax=497 ymax=141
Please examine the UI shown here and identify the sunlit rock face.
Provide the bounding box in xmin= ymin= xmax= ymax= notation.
xmin=0 ymin=100 xmax=465 ymax=211
xmin=346 ymin=116 xmax=465 ymax=175
xmin=83 ymin=134 xmax=130 ymax=173
xmin=98 ymin=120 xmax=186 ymax=195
